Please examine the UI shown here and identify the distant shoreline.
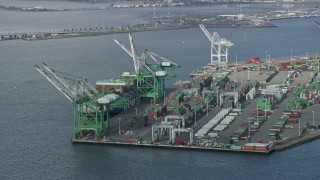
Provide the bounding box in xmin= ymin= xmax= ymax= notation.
xmin=0 ymin=24 xmax=276 ymax=42
xmin=0 ymin=1 xmax=319 ymax=12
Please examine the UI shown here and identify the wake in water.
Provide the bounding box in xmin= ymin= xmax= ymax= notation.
xmin=315 ymin=21 xmax=320 ymax=28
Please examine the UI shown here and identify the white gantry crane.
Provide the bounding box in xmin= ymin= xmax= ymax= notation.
xmin=199 ymin=24 xmax=234 ymax=66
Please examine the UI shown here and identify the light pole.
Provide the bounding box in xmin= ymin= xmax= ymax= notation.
xmin=318 ymin=51 xmax=319 ymax=72
xmin=135 ymin=108 xmax=138 ymax=116
xmin=206 ymin=100 xmax=209 ymax=116
xmin=265 ymin=50 xmax=268 ymax=62
xmin=163 ymin=92 xmax=166 ymax=104
xmin=240 ymin=71 xmax=243 ymax=86
xmin=118 ymin=117 xmax=121 ymax=135
xmin=248 ymin=118 xmax=251 ymax=143
xmin=151 ymin=99 xmax=153 ymax=106
xmin=299 ymin=117 xmax=301 ymax=136
xmin=202 ymin=89 xmax=205 ymax=99
xmin=312 ymin=111 xmax=315 ymax=127
xmin=194 ymin=106 xmax=197 ymax=125
xmin=235 ymin=53 xmax=238 ymax=65
xmin=216 ymin=88 xmax=219 ymax=107
xmin=219 ymin=60 xmax=221 ymax=76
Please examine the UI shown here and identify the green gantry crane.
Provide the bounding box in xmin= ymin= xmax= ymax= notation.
xmin=35 ymin=63 xmax=112 ymax=140
xmin=113 ymin=33 xmax=179 ymax=102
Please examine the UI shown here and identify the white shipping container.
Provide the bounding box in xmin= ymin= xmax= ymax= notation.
xmin=195 ymin=133 xmax=205 ymax=137
xmin=203 ymin=124 xmax=212 ymax=129
xmin=208 ymin=133 xmax=218 ymax=138
xmin=155 ymin=71 xmax=167 ymax=76
xmin=161 ymin=62 xmax=171 ymax=67
xmin=220 ymin=120 xmax=230 ymax=125
xmin=232 ymin=108 xmax=242 ymax=112
xmin=98 ymin=94 xmax=119 ymax=104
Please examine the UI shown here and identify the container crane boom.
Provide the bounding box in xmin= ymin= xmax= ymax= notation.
xmin=35 ymin=63 xmax=98 ymax=103
xmin=144 ymin=50 xmax=160 ymax=64
xmin=35 ymin=63 xmax=76 ymax=102
xmin=199 ymin=24 xmax=234 ymax=64
xmin=129 ymin=33 xmax=141 ymax=74
xmin=113 ymin=35 xmax=156 ymax=76
xmin=112 ymin=37 xmax=139 ymax=74
xmin=199 ymin=24 xmax=213 ymax=42
xmin=144 ymin=50 xmax=180 ymax=68
xmin=316 ymin=21 xmax=320 ymax=28
xmin=113 ymin=33 xmax=174 ymax=101
xmin=41 ymin=63 xmax=75 ymax=93
xmin=199 ymin=24 xmax=233 ymax=46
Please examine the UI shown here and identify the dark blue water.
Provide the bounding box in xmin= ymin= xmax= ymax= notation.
xmin=1 ymin=2 xmax=320 ymax=179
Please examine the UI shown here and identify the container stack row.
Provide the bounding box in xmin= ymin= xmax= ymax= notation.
xmin=213 ymin=124 xmax=228 ymax=131
xmin=243 ymin=116 xmax=267 ymax=133
xmin=265 ymin=70 xmax=278 ymax=83
xmin=146 ymin=104 xmax=167 ymax=119
xmin=130 ymin=115 xmax=148 ymax=127
xmin=281 ymin=110 xmax=302 ymax=124
xmin=277 ymin=60 xmax=306 ymax=71
xmin=288 ymin=75 xmax=320 ymax=110
xmin=229 ymin=127 xmax=248 ymax=141
xmin=242 ymin=143 xmax=272 ymax=152
xmin=220 ymin=116 xmax=235 ymax=125
xmin=213 ymin=115 xmax=236 ymax=131
xmin=195 ymin=108 xmax=231 ymax=137
xmin=230 ymin=115 xmax=268 ymax=141
xmin=268 ymin=120 xmax=286 ymax=136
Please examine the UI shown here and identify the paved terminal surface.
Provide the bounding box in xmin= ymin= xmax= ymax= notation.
xmin=78 ymin=62 xmax=320 ymax=150
xmin=104 ymin=87 xmax=224 ymax=144
xmin=213 ymin=69 xmax=320 ymax=146
xmin=105 ymin=87 xmax=180 ymax=142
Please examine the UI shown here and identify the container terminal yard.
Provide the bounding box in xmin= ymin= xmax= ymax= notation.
xmin=35 ymin=24 xmax=320 ymax=154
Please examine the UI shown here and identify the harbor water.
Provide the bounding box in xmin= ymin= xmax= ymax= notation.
xmin=1 ymin=2 xmax=320 ymax=179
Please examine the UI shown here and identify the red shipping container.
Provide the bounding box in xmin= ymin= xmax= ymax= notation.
xmin=243 ymin=146 xmax=255 ymax=151
xmin=270 ymin=128 xmax=282 ymax=132
xmin=255 ymin=147 xmax=268 ymax=151
xmin=289 ymin=114 xmax=300 ymax=118
xmin=287 ymin=119 xmax=298 ymax=124
xmin=96 ymin=85 xmax=102 ymax=92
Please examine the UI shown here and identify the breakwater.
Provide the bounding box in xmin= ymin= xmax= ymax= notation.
xmin=274 ymin=129 xmax=320 ymax=151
